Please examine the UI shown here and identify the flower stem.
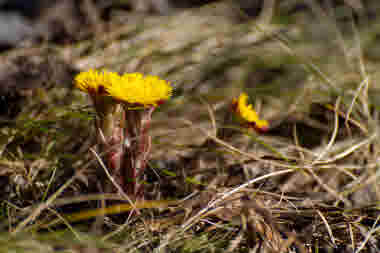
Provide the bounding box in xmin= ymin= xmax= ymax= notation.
xmin=96 ymin=103 xmax=124 ymax=193
xmin=122 ymin=107 xmax=154 ymax=199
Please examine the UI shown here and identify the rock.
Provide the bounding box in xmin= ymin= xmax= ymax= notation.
xmin=0 ymin=12 xmax=35 ymax=48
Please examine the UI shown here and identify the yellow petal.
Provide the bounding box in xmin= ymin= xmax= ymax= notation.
xmin=233 ymin=92 xmax=269 ymax=131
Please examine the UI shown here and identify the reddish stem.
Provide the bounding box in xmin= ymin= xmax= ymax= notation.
xmin=122 ymin=107 xmax=154 ymax=199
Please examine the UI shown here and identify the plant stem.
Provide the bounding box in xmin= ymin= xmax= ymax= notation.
xmin=122 ymin=107 xmax=154 ymax=199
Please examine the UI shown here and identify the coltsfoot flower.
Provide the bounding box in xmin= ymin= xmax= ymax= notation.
xmin=74 ymin=69 xmax=172 ymax=198
xmin=105 ymin=73 xmax=172 ymax=108
xmin=75 ymin=69 xmax=121 ymax=95
xmin=232 ymin=93 xmax=269 ymax=132
xmin=75 ymin=70 xmax=172 ymax=108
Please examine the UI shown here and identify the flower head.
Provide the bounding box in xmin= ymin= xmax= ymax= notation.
xmin=74 ymin=69 xmax=121 ymax=95
xmin=75 ymin=69 xmax=172 ymax=109
xmin=105 ymin=73 xmax=172 ymax=108
xmin=232 ymin=93 xmax=269 ymax=132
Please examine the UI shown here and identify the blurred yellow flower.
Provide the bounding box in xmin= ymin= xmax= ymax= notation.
xmin=106 ymin=73 xmax=172 ymax=108
xmin=74 ymin=69 xmax=121 ymax=95
xmin=232 ymin=93 xmax=269 ymax=131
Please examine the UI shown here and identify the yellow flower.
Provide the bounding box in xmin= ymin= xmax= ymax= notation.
xmin=105 ymin=73 xmax=172 ymax=108
xmin=74 ymin=69 xmax=121 ymax=95
xmin=75 ymin=69 xmax=172 ymax=108
xmin=232 ymin=93 xmax=269 ymax=131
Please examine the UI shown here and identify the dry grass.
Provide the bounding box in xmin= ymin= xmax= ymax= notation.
xmin=1 ymin=1 xmax=380 ymax=252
